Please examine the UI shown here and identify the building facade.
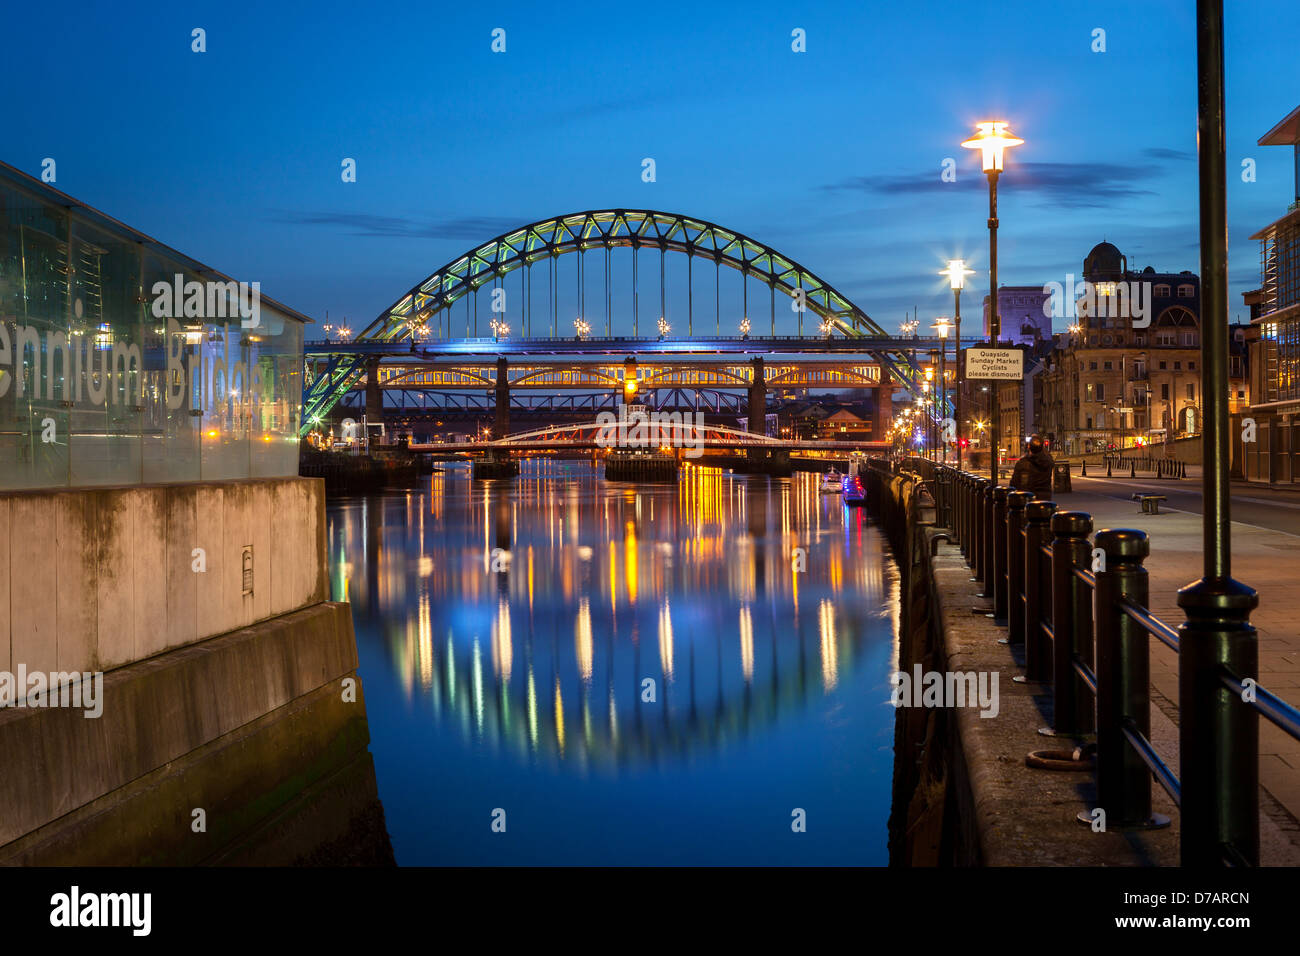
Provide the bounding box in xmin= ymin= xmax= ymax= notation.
xmin=1242 ymin=103 xmax=1300 ymax=482
xmin=1034 ymin=241 xmax=1203 ymax=456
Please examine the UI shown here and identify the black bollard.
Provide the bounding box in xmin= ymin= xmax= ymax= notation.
xmin=1044 ymin=511 xmax=1095 ymax=738
xmin=1090 ymin=529 xmax=1168 ymax=830
xmin=1006 ymin=491 xmax=1033 ymax=646
xmin=1022 ymin=500 xmax=1058 ymax=682
xmin=992 ymin=487 xmax=1010 ymax=626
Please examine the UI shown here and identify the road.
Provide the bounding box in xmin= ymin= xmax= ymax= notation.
xmin=1069 ymin=475 xmax=1300 ymax=538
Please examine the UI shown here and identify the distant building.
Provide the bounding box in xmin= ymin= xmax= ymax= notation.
xmin=1241 ymin=103 xmax=1300 ymax=482
xmin=982 ymin=285 xmax=1052 ymax=345
xmin=1033 ymin=241 xmax=1202 ymax=456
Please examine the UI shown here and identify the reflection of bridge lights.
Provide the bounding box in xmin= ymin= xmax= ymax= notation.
xmin=493 ymin=598 xmax=513 ymax=682
xmin=576 ymin=597 xmax=593 ymax=683
xmin=658 ymin=600 xmax=675 ymax=680
xmin=739 ymin=605 xmax=754 ymax=683
xmin=818 ymin=599 xmax=839 ymax=690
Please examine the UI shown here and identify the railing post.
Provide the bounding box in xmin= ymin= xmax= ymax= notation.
xmin=1092 ymin=529 xmax=1167 ymax=829
xmin=977 ymin=479 xmax=994 ymax=595
xmin=992 ymin=486 xmax=1010 ymax=626
xmin=963 ymin=473 xmax=975 ymax=561
xmin=1006 ymin=491 xmax=1032 ymax=645
xmin=1048 ymin=512 xmax=1094 ymax=737
xmin=1022 ymin=500 xmax=1058 ymax=682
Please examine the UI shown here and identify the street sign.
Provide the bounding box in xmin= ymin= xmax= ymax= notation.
xmin=965 ymin=348 xmax=1024 ymax=380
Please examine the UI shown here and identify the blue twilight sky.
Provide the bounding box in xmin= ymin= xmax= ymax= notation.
xmin=5 ymin=0 xmax=1298 ymax=334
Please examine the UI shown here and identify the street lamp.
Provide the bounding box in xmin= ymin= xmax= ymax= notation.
xmin=933 ymin=317 xmax=952 ymax=464
xmin=941 ymin=259 xmax=974 ymax=469
xmin=962 ymin=120 xmax=1023 ymax=483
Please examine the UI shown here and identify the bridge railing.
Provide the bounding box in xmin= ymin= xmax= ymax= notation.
xmin=888 ymin=456 xmax=1300 ymax=865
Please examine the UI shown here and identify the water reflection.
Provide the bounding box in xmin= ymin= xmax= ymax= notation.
xmin=329 ymin=459 xmax=900 ymax=863
xmin=331 ymin=461 xmax=893 ymax=767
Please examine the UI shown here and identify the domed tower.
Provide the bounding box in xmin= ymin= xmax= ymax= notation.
xmin=1083 ymin=241 xmax=1126 ymax=281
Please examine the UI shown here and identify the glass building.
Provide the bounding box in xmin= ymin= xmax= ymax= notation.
xmin=0 ymin=161 xmax=307 ymax=490
xmin=1244 ymin=104 xmax=1300 ymax=482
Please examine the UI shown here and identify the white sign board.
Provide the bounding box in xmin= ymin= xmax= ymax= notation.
xmin=965 ymin=348 xmax=1024 ymax=380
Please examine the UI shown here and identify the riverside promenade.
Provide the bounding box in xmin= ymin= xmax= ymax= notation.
xmin=917 ymin=468 xmax=1300 ymax=865
xmin=1063 ymin=474 xmax=1300 ymax=834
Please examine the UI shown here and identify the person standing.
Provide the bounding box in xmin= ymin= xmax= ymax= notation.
xmin=1010 ymin=434 xmax=1054 ymax=500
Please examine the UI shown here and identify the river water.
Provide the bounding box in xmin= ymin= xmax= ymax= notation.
xmin=326 ymin=459 xmax=902 ymax=864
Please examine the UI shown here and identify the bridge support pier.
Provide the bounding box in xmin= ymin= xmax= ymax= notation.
xmin=364 ymin=358 xmax=384 ymax=446
xmin=748 ymin=357 xmax=767 ymax=435
xmin=875 ymin=369 xmax=892 ymax=446
xmin=494 ymin=357 xmax=510 ymax=438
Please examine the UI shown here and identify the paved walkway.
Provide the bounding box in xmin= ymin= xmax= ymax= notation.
xmin=1053 ymin=483 xmax=1300 ymax=836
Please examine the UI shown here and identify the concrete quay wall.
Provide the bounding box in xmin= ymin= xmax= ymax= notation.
xmin=0 ymin=476 xmax=328 ymax=676
xmin=0 ymin=601 xmax=368 ymax=862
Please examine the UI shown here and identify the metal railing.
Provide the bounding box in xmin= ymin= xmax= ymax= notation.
xmin=895 ymin=455 xmax=1300 ymax=864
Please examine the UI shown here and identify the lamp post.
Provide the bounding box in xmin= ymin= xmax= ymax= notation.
xmin=933 ymin=318 xmax=951 ymax=464
xmin=1176 ymin=0 xmax=1258 ymax=865
xmin=963 ymin=120 xmax=1023 ymax=484
xmin=927 ymin=356 xmax=938 ymax=459
xmin=942 ymin=260 xmax=975 ymax=469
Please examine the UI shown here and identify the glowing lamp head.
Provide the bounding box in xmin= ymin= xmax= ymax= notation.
xmin=933 ymin=317 xmax=951 ymax=339
xmin=942 ymin=259 xmax=975 ymax=291
xmin=962 ymin=121 xmax=1023 ymax=173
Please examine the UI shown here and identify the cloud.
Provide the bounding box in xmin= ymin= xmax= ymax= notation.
xmin=824 ymin=160 xmax=1164 ymax=207
xmin=1142 ymin=147 xmax=1194 ymax=161
xmin=273 ymin=211 xmax=522 ymax=240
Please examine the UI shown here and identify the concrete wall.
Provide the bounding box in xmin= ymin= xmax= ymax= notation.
xmin=0 ymin=601 xmax=360 ymax=858
xmin=0 ymin=476 xmax=327 ymax=676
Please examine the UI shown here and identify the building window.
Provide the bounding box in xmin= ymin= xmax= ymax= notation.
xmin=1161 ymin=384 xmax=1170 ymax=399
xmin=1156 ymin=332 xmax=1176 ymax=346
xmin=1095 ymin=383 xmax=1105 ymax=402
xmin=1182 ymin=332 xmax=1197 ymax=346
xmin=1189 ymin=361 xmax=1195 ymax=369
xmin=1177 ymin=284 xmax=1194 ymax=297
xmin=1159 ymin=361 xmax=1167 ymax=370
xmin=1089 ymin=362 xmax=1098 ymax=371
xmin=1155 ymin=284 xmax=1171 ymax=297
xmin=1187 ymin=383 xmax=1195 ymax=400
xmin=1135 ymin=334 xmax=1146 ymax=345
xmin=1103 ymin=361 xmax=1113 ymax=370
xmin=1085 ymin=384 xmax=1093 ymax=402
xmin=1174 ymin=361 xmax=1181 ymax=370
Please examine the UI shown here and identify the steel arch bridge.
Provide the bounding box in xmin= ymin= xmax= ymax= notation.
xmin=301 ymin=209 xmax=925 ymax=434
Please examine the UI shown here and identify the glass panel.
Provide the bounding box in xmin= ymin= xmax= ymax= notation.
xmin=0 ymin=168 xmax=305 ymax=491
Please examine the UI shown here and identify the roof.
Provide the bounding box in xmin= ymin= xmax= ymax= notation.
xmin=0 ymin=159 xmax=314 ymax=325
xmin=1259 ymin=104 xmax=1300 ymax=146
